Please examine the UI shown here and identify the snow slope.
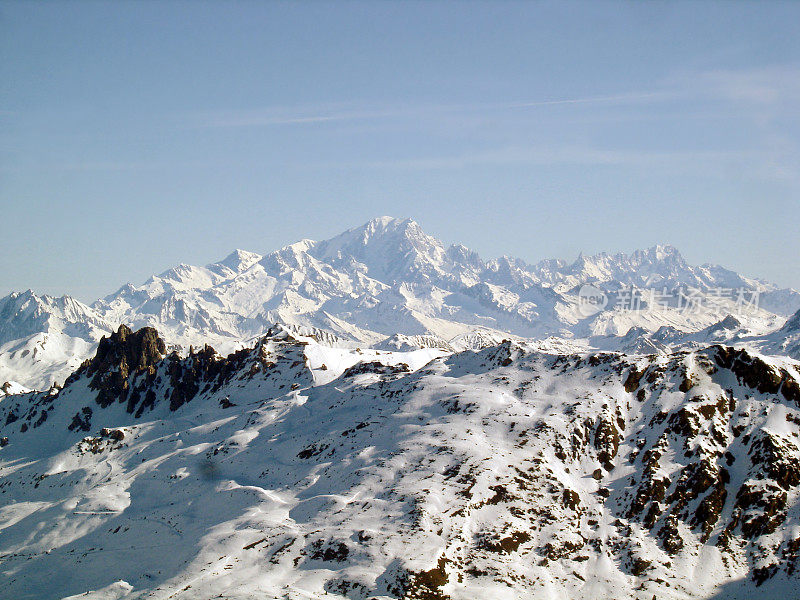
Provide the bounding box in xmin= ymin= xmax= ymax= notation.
xmin=758 ymin=309 xmax=800 ymax=360
xmin=1 ymin=326 xmax=800 ymax=599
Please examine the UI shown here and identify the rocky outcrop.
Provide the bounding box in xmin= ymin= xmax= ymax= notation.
xmin=95 ymin=331 xmax=313 ymax=417
xmin=2 ymin=325 xmax=315 ymax=433
xmin=712 ymin=345 xmax=800 ymax=405
xmin=77 ymin=324 xmax=166 ymax=408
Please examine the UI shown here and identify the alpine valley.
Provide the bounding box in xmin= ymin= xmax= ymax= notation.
xmin=2 ymin=217 xmax=800 ymax=599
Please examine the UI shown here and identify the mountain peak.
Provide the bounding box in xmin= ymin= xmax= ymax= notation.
xmin=309 ymin=216 xmax=448 ymax=283
xmin=3 ymin=289 xmax=84 ymax=311
xmin=643 ymin=244 xmax=684 ymax=261
xmin=214 ymin=249 xmax=263 ymax=272
xmin=316 ymin=216 xmax=427 ymax=255
xmin=10 ymin=289 xmax=41 ymax=303
xmin=357 ymin=216 xmax=421 ymax=241
xmin=367 ymin=215 xmax=410 ymax=228
xmin=3 ymin=217 xmax=800 ymax=393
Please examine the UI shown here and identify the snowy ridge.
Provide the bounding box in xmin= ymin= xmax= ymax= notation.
xmin=3 ymin=217 xmax=799 ymax=390
xmin=0 ymin=380 xmax=30 ymax=397
xmin=1 ymin=327 xmax=800 ymax=598
xmin=375 ymin=333 xmax=455 ymax=352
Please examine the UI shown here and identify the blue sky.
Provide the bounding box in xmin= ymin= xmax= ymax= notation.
xmin=1 ymin=1 xmax=799 ymax=301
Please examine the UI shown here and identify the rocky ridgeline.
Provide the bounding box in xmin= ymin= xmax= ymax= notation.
xmin=76 ymin=324 xmax=166 ymax=409
xmin=0 ymin=324 xmax=314 ymax=437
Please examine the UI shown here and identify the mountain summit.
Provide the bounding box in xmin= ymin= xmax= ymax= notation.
xmin=313 ymin=216 xmax=478 ymax=285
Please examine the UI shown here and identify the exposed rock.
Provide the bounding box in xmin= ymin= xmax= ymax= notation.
xmin=631 ymin=556 xmax=652 ymax=576
xmin=101 ymin=427 xmax=125 ymax=441
xmin=712 ymin=346 xmax=798 ymax=405
xmin=404 ymin=556 xmax=450 ymax=600
xmin=594 ymin=415 xmax=620 ymax=468
xmin=749 ymin=431 xmax=800 ymax=490
xmin=624 ymin=366 xmax=643 ymax=393
xmin=80 ymin=325 xmax=166 ymax=409
xmin=477 ymin=531 xmax=531 ymax=554
xmin=67 ymin=406 xmax=93 ymax=432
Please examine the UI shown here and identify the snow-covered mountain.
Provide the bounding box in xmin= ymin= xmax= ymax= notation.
xmin=2 ymin=217 xmax=800 ymax=598
xmin=0 ymin=290 xmax=113 ymax=390
xmin=2 ymin=216 xmax=799 ymax=390
xmin=2 ymin=326 xmax=800 ymax=598
xmin=89 ymin=216 xmax=572 ymax=349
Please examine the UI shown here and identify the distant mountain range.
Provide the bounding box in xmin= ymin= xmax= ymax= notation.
xmin=2 ymin=216 xmax=799 ymax=389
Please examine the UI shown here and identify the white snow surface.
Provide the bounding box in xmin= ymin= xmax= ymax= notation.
xmin=1 ymin=332 xmax=800 ymax=598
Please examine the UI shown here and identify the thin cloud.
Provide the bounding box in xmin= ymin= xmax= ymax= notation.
xmin=172 ymin=65 xmax=800 ymax=131
xmin=502 ymin=91 xmax=672 ymax=109
xmin=189 ymin=106 xmax=406 ymax=128
xmin=188 ymin=91 xmax=671 ymax=129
